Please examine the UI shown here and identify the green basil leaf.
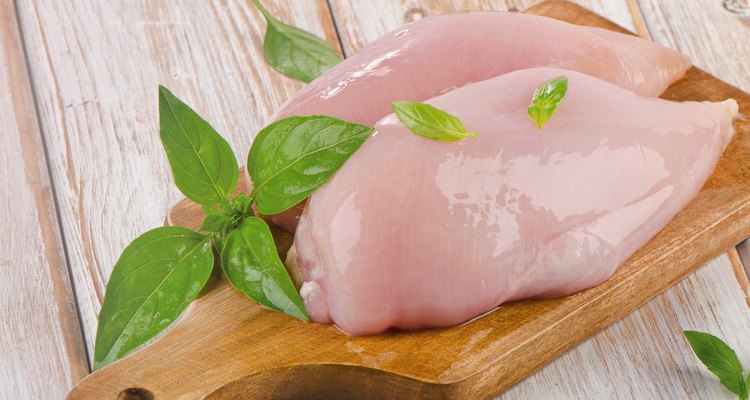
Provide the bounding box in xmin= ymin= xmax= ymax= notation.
xmin=684 ymin=330 xmax=747 ymax=397
xmin=252 ymin=0 xmax=342 ymax=83
xmin=527 ymin=75 xmax=568 ymax=129
xmin=247 ymin=115 xmax=372 ymax=215
xmin=93 ymin=227 xmax=213 ymax=370
xmin=391 ymin=101 xmax=477 ymax=142
xmin=222 ymin=216 xmax=308 ymax=320
xmin=199 ymin=214 xmax=228 ymax=233
xmin=201 ymin=203 xmax=223 ymax=217
xmin=159 ymin=85 xmax=238 ymax=205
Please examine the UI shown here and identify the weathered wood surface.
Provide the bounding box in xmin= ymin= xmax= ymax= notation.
xmin=328 ymin=0 xmax=641 ymax=57
xmin=63 ymin=2 xmax=750 ymax=399
xmin=3 ymin=0 xmax=750 ymax=397
xmin=0 ymin=0 xmax=89 ymax=398
xmin=638 ymin=0 xmax=750 ymax=93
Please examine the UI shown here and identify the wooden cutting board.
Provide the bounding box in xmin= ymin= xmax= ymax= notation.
xmin=66 ymin=1 xmax=750 ymax=399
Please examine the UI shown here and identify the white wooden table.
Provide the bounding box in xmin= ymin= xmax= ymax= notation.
xmin=2 ymin=0 xmax=750 ymax=398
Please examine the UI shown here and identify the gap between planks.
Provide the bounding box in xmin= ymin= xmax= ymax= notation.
xmin=728 ymin=247 xmax=750 ymax=307
xmin=10 ymin=0 xmax=92 ymax=371
xmin=0 ymin=0 xmax=89 ymax=396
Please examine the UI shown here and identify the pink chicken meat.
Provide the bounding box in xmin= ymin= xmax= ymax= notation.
xmin=251 ymin=12 xmax=691 ymax=231
xmin=287 ymin=68 xmax=737 ymax=335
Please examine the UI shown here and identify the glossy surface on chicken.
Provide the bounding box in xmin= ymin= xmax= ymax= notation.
xmin=287 ymin=68 xmax=737 ymax=335
xmin=273 ymin=11 xmax=689 ymax=124
xmin=255 ymin=11 xmax=690 ymax=232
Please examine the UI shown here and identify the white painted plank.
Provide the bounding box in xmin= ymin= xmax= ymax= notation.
xmin=0 ymin=0 xmax=88 ymax=397
xmin=329 ymin=0 xmax=506 ymax=56
xmin=328 ymin=0 xmax=638 ymax=57
xmin=637 ymin=0 xmax=750 ymax=92
xmin=15 ymin=0 xmax=340 ymax=361
xmin=507 ymin=0 xmax=640 ymax=32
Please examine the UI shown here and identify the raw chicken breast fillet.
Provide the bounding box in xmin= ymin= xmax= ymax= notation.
xmin=273 ymin=12 xmax=689 ymax=123
xmin=252 ymin=12 xmax=690 ymax=231
xmin=287 ymin=68 xmax=737 ymax=336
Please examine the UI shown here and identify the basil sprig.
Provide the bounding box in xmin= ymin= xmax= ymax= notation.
xmin=684 ymin=330 xmax=750 ymax=399
xmin=528 ymin=75 xmax=568 ymax=129
xmin=93 ymin=87 xmax=369 ymax=369
xmin=391 ymin=101 xmax=477 ymax=142
xmin=252 ymin=0 xmax=342 ymax=83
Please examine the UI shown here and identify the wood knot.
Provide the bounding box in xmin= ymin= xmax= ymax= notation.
xmin=118 ymin=387 xmax=155 ymax=400
xmin=723 ymin=0 xmax=750 ymax=15
xmin=404 ymin=5 xmax=428 ymax=22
